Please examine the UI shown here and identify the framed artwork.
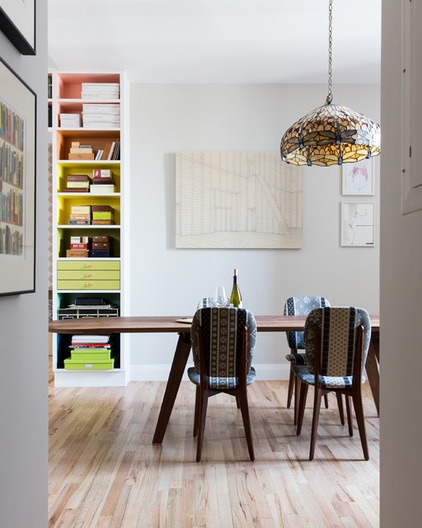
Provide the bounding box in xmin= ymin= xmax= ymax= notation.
xmin=175 ymin=152 xmax=303 ymax=249
xmin=0 ymin=58 xmax=36 ymax=296
xmin=0 ymin=0 xmax=35 ymax=55
xmin=340 ymin=203 xmax=374 ymax=247
xmin=342 ymin=158 xmax=374 ymax=195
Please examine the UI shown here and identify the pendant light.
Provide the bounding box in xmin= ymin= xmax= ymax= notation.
xmin=280 ymin=0 xmax=381 ymax=167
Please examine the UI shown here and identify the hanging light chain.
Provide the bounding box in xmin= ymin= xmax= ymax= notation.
xmin=326 ymin=0 xmax=333 ymax=104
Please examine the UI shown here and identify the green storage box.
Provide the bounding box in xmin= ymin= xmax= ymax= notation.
xmin=71 ymin=350 xmax=111 ymax=361
xmin=64 ymin=357 xmax=115 ymax=370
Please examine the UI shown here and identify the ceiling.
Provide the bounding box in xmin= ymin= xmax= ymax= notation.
xmin=48 ymin=0 xmax=382 ymax=85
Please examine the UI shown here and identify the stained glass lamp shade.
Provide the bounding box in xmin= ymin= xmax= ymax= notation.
xmin=280 ymin=102 xmax=381 ymax=167
xmin=280 ymin=0 xmax=381 ymax=167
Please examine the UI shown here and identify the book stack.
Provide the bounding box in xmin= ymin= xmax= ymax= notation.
xmin=82 ymin=104 xmax=120 ymax=129
xmin=91 ymin=205 xmax=114 ymax=225
xmin=90 ymin=168 xmax=116 ymax=194
xmin=66 ymin=235 xmax=91 ymax=258
xmin=68 ymin=142 xmax=95 ymax=160
xmin=64 ymin=334 xmax=115 ymax=370
xmin=81 ymin=83 xmax=120 ymax=100
xmin=64 ymin=174 xmax=90 ymax=192
xmin=68 ymin=204 xmax=91 ymax=226
xmin=90 ymin=235 xmax=113 ymax=258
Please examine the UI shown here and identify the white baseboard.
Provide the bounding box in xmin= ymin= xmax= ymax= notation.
xmin=129 ymin=363 xmax=290 ymax=382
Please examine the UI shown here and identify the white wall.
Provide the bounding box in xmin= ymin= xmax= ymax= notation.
xmin=127 ymin=83 xmax=380 ymax=380
xmin=380 ymin=1 xmax=422 ymax=526
xmin=0 ymin=1 xmax=49 ymax=527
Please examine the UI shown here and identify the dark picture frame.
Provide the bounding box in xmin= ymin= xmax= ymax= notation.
xmin=0 ymin=0 xmax=35 ymax=55
xmin=0 ymin=57 xmax=36 ymax=296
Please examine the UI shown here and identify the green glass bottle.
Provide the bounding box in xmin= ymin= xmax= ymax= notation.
xmin=229 ymin=268 xmax=243 ymax=308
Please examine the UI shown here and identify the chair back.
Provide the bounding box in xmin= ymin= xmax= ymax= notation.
xmin=304 ymin=306 xmax=371 ymax=379
xmin=284 ymin=296 xmax=330 ymax=350
xmin=191 ymin=307 xmax=256 ymax=390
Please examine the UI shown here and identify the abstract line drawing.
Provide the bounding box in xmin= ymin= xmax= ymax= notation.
xmin=341 ymin=202 xmax=374 ymax=247
xmin=175 ymin=152 xmax=303 ymax=249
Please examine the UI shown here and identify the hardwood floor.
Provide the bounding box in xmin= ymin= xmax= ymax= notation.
xmin=48 ymin=376 xmax=379 ymax=527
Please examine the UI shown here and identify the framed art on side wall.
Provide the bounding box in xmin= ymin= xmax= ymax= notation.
xmin=342 ymin=158 xmax=374 ymax=195
xmin=0 ymin=58 xmax=36 ymax=296
xmin=340 ymin=202 xmax=374 ymax=247
xmin=0 ymin=0 xmax=35 ymax=55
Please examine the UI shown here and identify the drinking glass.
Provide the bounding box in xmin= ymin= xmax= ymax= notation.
xmin=214 ymin=286 xmax=228 ymax=307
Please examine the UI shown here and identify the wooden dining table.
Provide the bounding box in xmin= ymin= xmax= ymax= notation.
xmin=49 ymin=314 xmax=380 ymax=444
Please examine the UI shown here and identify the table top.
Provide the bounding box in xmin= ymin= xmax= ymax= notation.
xmin=49 ymin=314 xmax=380 ymax=335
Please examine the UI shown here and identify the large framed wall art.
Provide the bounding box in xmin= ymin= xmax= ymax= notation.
xmin=0 ymin=58 xmax=36 ymax=295
xmin=0 ymin=0 xmax=35 ymax=55
xmin=175 ymin=151 xmax=303 ymax=249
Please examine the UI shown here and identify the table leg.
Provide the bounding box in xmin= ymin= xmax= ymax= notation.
xmin=365 ymin=333 xmax=380 ymax=416
xmin=152 ymin=332 xmax=191 ymax=444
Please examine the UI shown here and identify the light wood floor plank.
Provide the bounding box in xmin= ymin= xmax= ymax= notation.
xmin=49 ymin=377 xmax=379 ymax=527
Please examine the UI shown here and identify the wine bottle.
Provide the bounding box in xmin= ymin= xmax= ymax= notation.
xmin=229 ymin=268 xmax=243 ymax=308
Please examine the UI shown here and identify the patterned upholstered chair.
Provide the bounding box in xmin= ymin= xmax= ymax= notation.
xmin=294 ymin=306 xmax=371 ymax=460
xmin=284 ymin=296 xmax=331 ymax=423
xmin=188 ymin=306 xmax=257 ymax=462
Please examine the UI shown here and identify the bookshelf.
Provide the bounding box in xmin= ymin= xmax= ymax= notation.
xmin=51 ymin=72 xmax=128 ymax=387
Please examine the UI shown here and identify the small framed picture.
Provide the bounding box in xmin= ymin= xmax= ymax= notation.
xmin=341 ymin=203 xmax=375 ymax=247
xmin=342 ymin=158 xmax=374 ymax=195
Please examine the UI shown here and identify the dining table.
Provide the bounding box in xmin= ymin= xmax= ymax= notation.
xmin=49 ymin=314 xmax=380 ymax=444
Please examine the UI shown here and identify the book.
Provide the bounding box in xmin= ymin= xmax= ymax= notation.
xmin=66 ymin=173 xmax=90 ymax=180
xmin=92 ymin=235 xmax=111 ymax=243
xmin=92 ymin=213 xmax=113 ymax=220
xmin=92 ymin=242 xmax=111 ymax=250
xmin=65 ymin=182 xmax=90 ymax=189
xmin=107 ymin=141 xmax=116 ymax=160
xmin=92 ymin=219 xmax=115 ymax=225
xmin=63 ymin=187 xmax=89 ymax=193
xmin=68 ymin=153 xmax=95 ymax=160
xmin=70 ymin=243 xmax=90 ymax=250
xmin=93 ymin=169 xmax=114 ymax=179
xmin=92 ymin=177 xmax=114 ymax=184
xmin=101 ymin=142 xmax=112 ymax=160
xmin=90 ymin=184 xmax=116 ymax=194
xmin=71 ymin=205 xmax=91 ymax=215
xmin=91 ymin=205 xmax=112 ymax=212
xmin=68 ymin=219 xmax=91 ymax=225
xmin=70 ymin=147 xmax=93 ymax=154
xmin=66 ymin=249 xmax=89 ymax=258
xmin=71 ymin=236 xmax=90 ymax=244
xmin=95 ymin=150 xmax=103 ymax=160
xmin=69 ymin=214 xmax=91 ymax=221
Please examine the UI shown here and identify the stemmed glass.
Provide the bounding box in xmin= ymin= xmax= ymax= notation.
xmin=214 ymin=286 xmax=228 ymax=307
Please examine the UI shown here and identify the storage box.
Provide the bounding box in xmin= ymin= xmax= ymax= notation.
xmin=70 ymin=350 xmax=112 ymax=361
xmin=64 ymin=357 xmax=115 ymax=370
xmin=60 ymin=114 xmax=81 ymax=128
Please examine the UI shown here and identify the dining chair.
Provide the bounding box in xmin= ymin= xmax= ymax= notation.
xmin=284 ymin=296 xmax=332 ymax=423
xmin=188 ymin=306 xmax=257 ymax=462
xmin=294 ymin=306 xmax=371 ymax=460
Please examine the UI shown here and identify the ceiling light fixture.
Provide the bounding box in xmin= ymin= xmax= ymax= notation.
xmin=280 ymin=0 xmax=381 ymax=167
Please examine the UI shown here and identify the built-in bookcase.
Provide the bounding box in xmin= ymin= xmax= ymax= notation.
xmin=51 ymin=72 xmax=128 ymax=387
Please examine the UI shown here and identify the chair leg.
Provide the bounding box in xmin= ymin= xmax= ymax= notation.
xmin=294 ymin=376 xmax=301 ymax=425
xmin=309 ymin=386 xmax=323 ymax=460
xmin=238 ymin=389 xmax=255 ymax=461
xmin=193 ymin=385 xmax=200 ymax=437
xmin=287 ymin=363 xmax=295 ymax=409
xmin=296 ymin=382 xmax=308 ymax=436
xmin=324 ymin=394 xmax=329 ymax=408
xmin=345 ymin=395 xmax=353 ymax=436
xmin=336 ymin=392 xmax=345 ymax=426
xmin=352 ymin=391 xmax=369 ymax=460
xmin=196 ymin=390 xmax=209 ymax=462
